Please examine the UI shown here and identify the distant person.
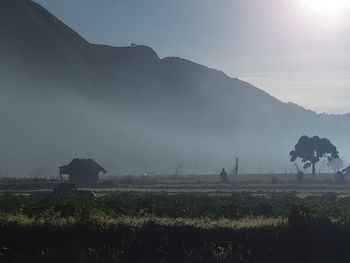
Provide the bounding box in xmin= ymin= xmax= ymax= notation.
xmin=294 ymin=163 xmax=304 ymax=184
xmin=335 ymin=171 xmax=345 ymax=185
xmin=220 ymin=168 xmax=228 ymax=182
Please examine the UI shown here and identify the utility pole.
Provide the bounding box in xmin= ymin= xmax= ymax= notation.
xmin=234 ymin=157 xmax=239 ymax=177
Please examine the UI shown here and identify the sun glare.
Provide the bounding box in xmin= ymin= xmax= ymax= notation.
xmin=302 ymin=0 xmax=350 ymax=17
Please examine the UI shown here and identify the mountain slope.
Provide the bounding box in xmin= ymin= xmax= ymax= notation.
xmin=0 ymin=0 xmax=349 ymax=175
xmin=0 ymin=0 xmax=96 ymax=90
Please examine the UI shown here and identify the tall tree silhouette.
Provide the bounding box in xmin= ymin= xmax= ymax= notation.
xmin=290 ymin=135 xmax=339 ymax=177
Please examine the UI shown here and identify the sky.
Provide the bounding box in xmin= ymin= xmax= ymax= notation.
xmin=34 ymin=0 xmax=350 ymax=114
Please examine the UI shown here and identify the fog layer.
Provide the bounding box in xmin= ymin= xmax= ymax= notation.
xmin=0 ymin=0 xmax=349 ymax=176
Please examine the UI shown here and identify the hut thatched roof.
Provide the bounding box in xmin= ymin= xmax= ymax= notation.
xmin=59 ymin=158 xmax=106 ymax=174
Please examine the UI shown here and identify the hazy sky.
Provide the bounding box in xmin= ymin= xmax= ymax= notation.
xmin=35 ymin=0 xmax=350 ymax=114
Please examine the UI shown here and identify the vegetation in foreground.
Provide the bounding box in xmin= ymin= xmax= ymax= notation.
xmin=1 ymin=191 xmax=350 ymax=223
xmin=1 ymin=192 xmax=350 ymax=262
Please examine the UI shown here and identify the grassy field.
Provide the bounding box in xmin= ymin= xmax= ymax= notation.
xmin=0 ymin=173 xmax=348 ymax=194
xmin=1 ymin=191 xmax=350 ymax=221
xmin=1 ymin=191 xmax=350 ymax=262
xmin=1 ymin=176 xmax=350 ymax=262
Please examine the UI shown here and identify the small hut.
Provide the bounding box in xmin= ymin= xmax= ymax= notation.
xmin=59 ymin=158 xmax=106 ymax=186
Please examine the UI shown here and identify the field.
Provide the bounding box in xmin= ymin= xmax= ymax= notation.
xmin=1 ymin=173 xmax=348 ymax=193
xmin=1 ymin=175 xmax=350 ymax=262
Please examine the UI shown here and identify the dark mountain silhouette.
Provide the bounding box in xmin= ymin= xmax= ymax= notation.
xmin=0 ymin=0 xmax=349 ymax=175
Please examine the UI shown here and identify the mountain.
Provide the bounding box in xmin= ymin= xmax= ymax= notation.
xmin=0 ymin=0 xmax=349 ymax=176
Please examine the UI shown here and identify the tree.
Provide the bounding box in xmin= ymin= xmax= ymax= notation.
xmin=290 ymin=135 xmax=339 ymax=177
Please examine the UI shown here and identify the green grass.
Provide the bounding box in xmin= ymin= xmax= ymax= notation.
xmin=0 ymin=191 xmax=350 ymax=263
xmin=1 ymin=191 xmax=350 ymax=228
xmin=0 ymin=212 xmax=286 ymax=230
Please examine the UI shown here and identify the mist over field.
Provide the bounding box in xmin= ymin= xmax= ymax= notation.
xmin=3 ymin=1 xmax=350 ymax=262
xmin=0 ymin=0 xmax=349 ymax=176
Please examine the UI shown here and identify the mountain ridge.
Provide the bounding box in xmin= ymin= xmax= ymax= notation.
xmin=0 ymin=0 xmax=349 ymax=175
